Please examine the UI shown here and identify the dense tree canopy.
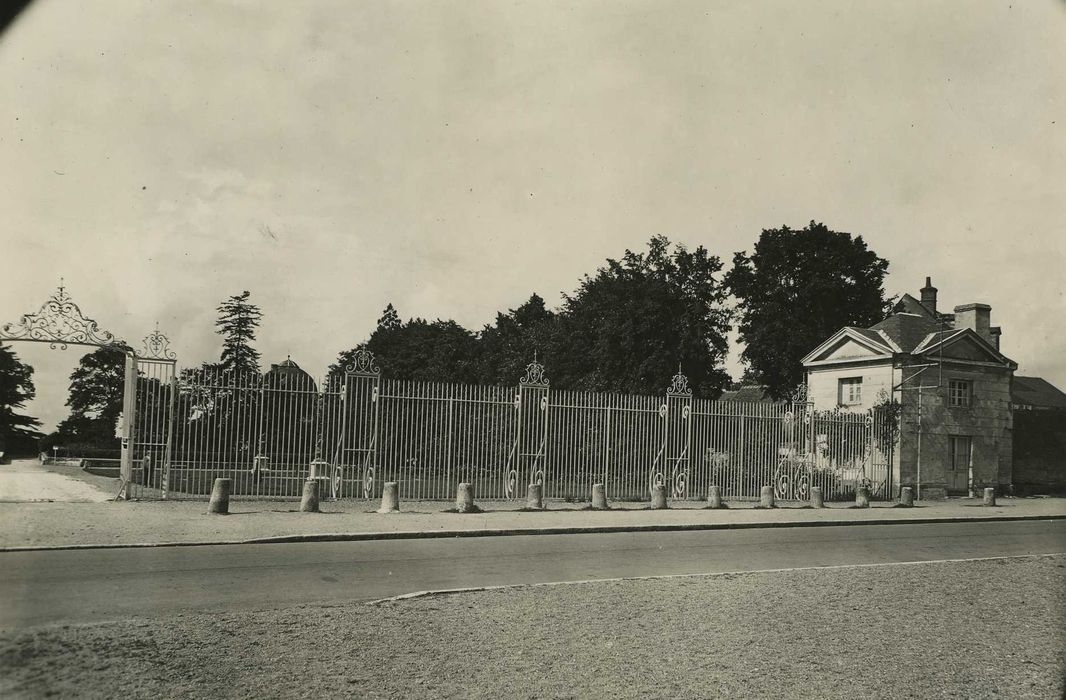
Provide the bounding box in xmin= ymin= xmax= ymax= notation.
xmin=474 ymin=294 xmax=557 ymax=386
xmin=50 ymin=343 xmax=132 ymax=449
xmin=0 ymin=344 xmax=41 ymax=454
xmin=331 ymin=304 xmax=479 ymax=383
xmin=726 ymin=221 xmax=891 ymax=398
xmin=216 ymin=291 xmax=263 ymax=374
xmin=549 ymin=236 xmax=732 ymax=397
xmin=330 ymin=239 xmax=733 ymax=396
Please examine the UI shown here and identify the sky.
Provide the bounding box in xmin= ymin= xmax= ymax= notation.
xmin=1 ymin=0 xmax=1064 ymax=432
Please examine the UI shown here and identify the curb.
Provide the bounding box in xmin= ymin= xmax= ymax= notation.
xmin=1 ymin=513 xmax=1064 ymax=553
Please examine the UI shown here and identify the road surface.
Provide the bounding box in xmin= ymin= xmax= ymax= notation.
xmin=1 ymin=519 xmax=1063 ymax=629
xmin=0 ymin=459 xmax=111 ymax=503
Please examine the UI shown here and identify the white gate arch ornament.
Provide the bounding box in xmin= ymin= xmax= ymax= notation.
xmin=0 ymin=283 xmax=178 ymax=500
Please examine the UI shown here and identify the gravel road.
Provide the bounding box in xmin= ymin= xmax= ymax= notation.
xmin=1 ymin=554 xmax=1063 ymax=699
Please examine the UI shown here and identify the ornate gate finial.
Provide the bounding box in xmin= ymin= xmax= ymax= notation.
xmin=140 ymin=324 xmax=176 ymax=360
xmin=0 ymin=283 xmax=120 ymax=350
xmin=520 ymin=355 xmax=548 ymax=386
xmin=345 ymin=348 xmax=381 ymax=376
xmin=667 ymin=367 xmax=691 ymax=396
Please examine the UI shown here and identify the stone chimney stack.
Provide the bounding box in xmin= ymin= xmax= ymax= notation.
xmin=920 ymin=277 xmax=938 ymax=314
xmin=954 ymin=303 xmax=993 ymax=344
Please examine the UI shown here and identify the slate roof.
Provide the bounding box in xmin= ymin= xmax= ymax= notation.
xmin=868 ymin=313 xmax=942 ymax=353
xmin=1012 ymin=376 xmax=1066 ymax=409
xmin=891 ymin=293 xmax=955 ymax=324
xmin=845 ymin=326 xmax=891 ymax=349
xmin=719 ymin=385 xmax=774 ymax=402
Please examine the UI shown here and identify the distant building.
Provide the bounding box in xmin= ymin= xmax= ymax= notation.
xmin=1011 ymin=376 xmax=1066 ymax=411
xmin=802 ymin=277 xmax=1016 ymax=498
xmin=718 ymin=384 xmax=773 ymax=403
xmin=1011 ymin=376 xmax=1066 ymax=496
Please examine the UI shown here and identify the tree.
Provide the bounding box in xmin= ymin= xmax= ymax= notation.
xmin=51 ymin=343 xmax=131 ymax=448
xmin=216 ymin=291 xmax=263 ymax=374
xmin=550 ymin=236 xmax=732 ymax=397
xmin=474 ymin=294 xmax=557 ymax=385
xmin=0 ymin=344 xmax=42 ymax=454
xmin=331 ymin=304 xmax=479 ymax=383
xmin=726 ymin=221 xmax=891 ymax=399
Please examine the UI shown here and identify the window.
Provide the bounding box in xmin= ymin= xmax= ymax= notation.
xmin=838 ymin=377 xmax=863 ymax=405
xmin=949 ymin=379 xmax=972 ymax=407
xmin=949 ymin=436 xmax=972 ymax=472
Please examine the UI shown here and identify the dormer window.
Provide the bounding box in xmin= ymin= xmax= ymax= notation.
xmin=838 ymin=377 xmax=863 ymax=406
xmin=949 ymin=379 xmax=972 ymax=407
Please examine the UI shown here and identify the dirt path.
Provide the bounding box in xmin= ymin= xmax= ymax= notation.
xmin=0 ymin=459 xmax=112 ymax=503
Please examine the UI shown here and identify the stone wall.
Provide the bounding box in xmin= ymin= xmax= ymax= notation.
xmin=896 ymin=364 xmax=1013 ymax=497
xmin=806 ymin=363 xmax=897 ymax=412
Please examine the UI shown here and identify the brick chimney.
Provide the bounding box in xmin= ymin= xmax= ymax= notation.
xmin=954 ymin=303 xmax=992 ymax=344
xmin=920 ymin=277 xmax=938 ymax=314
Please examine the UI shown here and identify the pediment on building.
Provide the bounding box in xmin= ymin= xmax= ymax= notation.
xmin=913 ymin=329 xmax=1016 ymax=368
xmin=802 ymin=327 xmax=894 ymax=366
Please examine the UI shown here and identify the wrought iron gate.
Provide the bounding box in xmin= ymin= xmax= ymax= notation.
xmin=334 ymin=350 xmax=381 ymax=500
xmin=510 ymin=359 xmax=549 ymax=498
xmin=120 ymin=331 xmax=177 ymax=499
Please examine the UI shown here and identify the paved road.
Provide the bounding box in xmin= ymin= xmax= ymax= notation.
xmin=1 ymin=519 xmax=1063 ymax=629
xmin=0 ymin=459 xmax=111 ymax=503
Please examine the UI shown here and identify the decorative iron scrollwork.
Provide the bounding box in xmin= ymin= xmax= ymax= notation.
xmin=667 ymin=369 xmax=692 ymax=396
xmin=790 ymin=383 xmax=809 ymax=404
xmin=362 ymin=464 xmax=375 ymax=499
xmin=0 ymin=284 xmax=120 ymax=350
xmin=346 ymin=348 xmax=381 ymax=376
xmin=671 ymin=464 xmax=687 ymax=499
xmin=520 ymin=358 xmax=549 ymax=386
xmin=140 ymin=327 xmax=176 ymax=360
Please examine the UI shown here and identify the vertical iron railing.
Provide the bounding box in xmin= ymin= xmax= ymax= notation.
xmin=151 ymin=352 xmax=895 ymax=502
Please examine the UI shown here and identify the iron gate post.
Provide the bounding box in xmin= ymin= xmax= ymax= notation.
xmin=118 ymin=352 xmax=138 ymax=500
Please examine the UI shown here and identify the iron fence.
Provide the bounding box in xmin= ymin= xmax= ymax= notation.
xmin=130 ymin=351 xmax=895 ymax=502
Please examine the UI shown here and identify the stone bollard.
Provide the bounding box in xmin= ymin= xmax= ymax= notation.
xmin=208 ymin=478 xmax=231 ymax=515
xmin=455 ymin=482 xmax=477 ymax=513
xmin=591 ymin=483 xmax=609 ymax=510
xmin=899 ymin=486 xmax=914 ymax=507
xmin=650 ymin=484 xmax=668 ymax=509
xmin=983 ymin=487 xmax=996 ymax=507
xmin=300 ymin=479 xmax=320 ymax=513
xmin=855 ymin=485 xmax=871 ymax=508
xmin=809 ymin=486 xmax=824 ymax=509
xmin=759 ymin=485 xmax=775 ymax=509
xmin=707 ymin=485 xmax=723 ymax=509
xmin=378 ymin=481 xmax=400 ymax=513
xmin=525 ymin=482 xmax=544 ymax=510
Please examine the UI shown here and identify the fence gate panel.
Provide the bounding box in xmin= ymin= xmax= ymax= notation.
xmin=659 ymin=371 xmax=693 ymax=499
xmin=336 ymin=350 xmax=381 ymax=500
xmin=509 ymin=359 xmax=549 ymax=500
xmin=120 ymin=331 xmax=178 ymax=500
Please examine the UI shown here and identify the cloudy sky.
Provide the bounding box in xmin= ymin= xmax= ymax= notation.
xmin=2 ymin=0 xmax=1064 ymax=431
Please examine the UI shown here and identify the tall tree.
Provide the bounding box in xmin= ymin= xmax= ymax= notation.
xmin=550 ymin=236 xmax=732 ymax=397
xmin=0 ymin=344 xmax=42 ymax=454
xmin=216 ymin=291 xmax=263 ymax=374
xmin=726 ymin=221 xmax=891 ymax=398
xmin=475 ymin=294 xmax=557 ymax=385
xmin=51 ymin=343 xmax=131 ymax=448
xmin=331 ymin=304 xmax=479 ymax=383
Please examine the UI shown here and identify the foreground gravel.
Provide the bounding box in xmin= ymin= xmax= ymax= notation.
xmin=1 ymin=555 xmax=1063 ymax=699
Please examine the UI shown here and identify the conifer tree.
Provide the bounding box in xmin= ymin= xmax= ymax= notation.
xmin=216 ymin=291 xmax=263 ymax=374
